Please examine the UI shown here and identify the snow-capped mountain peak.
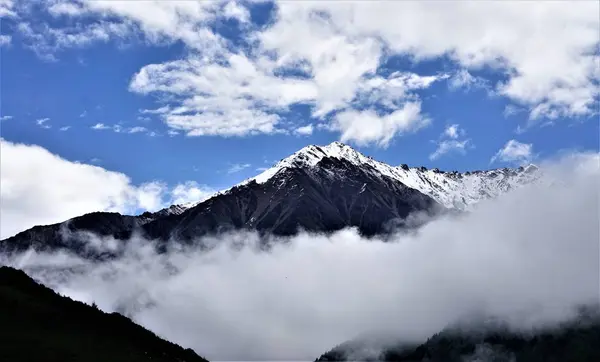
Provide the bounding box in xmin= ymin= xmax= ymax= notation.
xmin=242 ymin=141 xmax=539 ymax=210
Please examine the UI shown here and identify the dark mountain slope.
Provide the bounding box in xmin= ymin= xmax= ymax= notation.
xmin=0 ymin=212 xmax=138 ymax=255
xmin=0 ymin=266 xmax=208 ymax=362
xmin=316 ymin=308 xmax=600 ymax=362
xmin=146 ymin=156 xmax=438 ymax=242
xmin=1 ymin=151 xmax=439 ymax=257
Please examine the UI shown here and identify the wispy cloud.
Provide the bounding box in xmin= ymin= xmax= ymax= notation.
xmin=79 ymin=110 xmax=87 ymax=118
xmin=429 ymin=124 xmax=471 ymax=160
xmin=140 ymin=106 xmax=171 ymax=115
xmin=59 ymin=126 xmax=71 ymax=131
xmin=448 ymin=69 xmax=488 ymax=91
xmin=36 ymin=118 xmax=51 ymax=129
xmin=0 ymin=115 xmax=13 ymax=121
xmin=227 ymin=163 xmax=251 ymax=174
xmin=127 ymin=126 xmax=147 ymax=134
xmin=0 ymin=34 xmax=11 ymax=47
xmin=92 ymin=123 xmax=156 ymax=136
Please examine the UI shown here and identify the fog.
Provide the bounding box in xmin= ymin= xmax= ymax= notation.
xmin=2 ymin=153 xmax=599 ymax=361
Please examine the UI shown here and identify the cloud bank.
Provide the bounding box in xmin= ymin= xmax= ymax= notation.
xmin=3 ymin=152 xmax=598 ymax=360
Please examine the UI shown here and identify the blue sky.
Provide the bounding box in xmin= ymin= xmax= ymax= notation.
xmin=0 ymin=0 xmax=598 ymax=236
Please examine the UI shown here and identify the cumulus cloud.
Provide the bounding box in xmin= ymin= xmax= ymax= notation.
xmin=170 ymin=181 xmax=215 ymax=206
xmin=491 ymin=139 xmax=534 ymax=165
xmin=333 ymin=101 xmax=428 ymax=148
xmin=91 ymin=123 xmax=110 ymax=130
xmin=0 ymin=139 xmax=212 ymax=238
xmin=3 ymin=152 xmax=598 ymax=360
xmin=7 ymin=1 xmax=599 ymax=142
xmin=293 ymin=124 xmax=314 ymax=136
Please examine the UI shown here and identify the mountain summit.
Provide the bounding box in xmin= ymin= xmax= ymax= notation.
xmin=0 ymin=142 xmax=538 ymax=257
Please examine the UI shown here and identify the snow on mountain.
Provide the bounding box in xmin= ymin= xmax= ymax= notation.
xmin=240 ymin=141 xmax=539 ymax=210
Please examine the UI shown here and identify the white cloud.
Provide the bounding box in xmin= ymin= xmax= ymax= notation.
xmin=332 ymin=101 xmax=428 ymax=147
xmin=223 ymin=1 xmax=250 ymax=23
xmin=47 ymin=1 xmax=86 ymax=17
xmin=448 ymin=69 xmax=487 ymax=91
xmin=430 ymin=140 xmax=470 ymax=161
xmin=293 ymin=124 xmax=313 ymax=136
xmin=59 ymin=126 xmax=71 ymax=131
xmin=0 ymin=139 xmax=212 ymax=238
xmin=444 ymin=124 xmax=460 ymax=139
xmin=91 ymin=123 xmax=153 ymax=135
xmin=0 ymin=34 xmax=11 ymax=46
xmin=0 ymin=0 xmax=16 ymax=18
xmin=170 ymin=181 xmax=215 ymax=205
xmin=16 ymin=21 xmax=133 ymax=61
xmin=5 ymin=152 xmax=599 ymax=360
xmin=140 ymin=106 xmax=170 ymax=115
xmin=227 ymin=163 xmax=251 ymax=174
xmin=9 ymin=0 xmax=599 ymax=143
xmin=127 ymin=126 xmax=147 ymax=134
xmin=261 ymin=1 xmax=599 ymax=121
xmin=491 ymin=139 xmax=534 ymax=165
xmin=36 ymin=118 xmax=51 ymax=129
xmin=91 ymin=123 xmax=110 ymax=130
xmin=0 ymin=115 xmax=13 ymax=121
xmin=430 ymin=124 xmax=471 ymax=160
xmin=79 ymin=110 xmax=87 ymax=117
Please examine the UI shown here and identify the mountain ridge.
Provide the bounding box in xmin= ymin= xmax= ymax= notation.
xmin=0 ymin=142 xmax=539 ymax=257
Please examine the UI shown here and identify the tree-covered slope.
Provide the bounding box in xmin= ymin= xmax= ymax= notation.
xmin=0 ymin=266 xmax=208 ymax=362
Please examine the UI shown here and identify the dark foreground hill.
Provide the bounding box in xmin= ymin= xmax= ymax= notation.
xmin=0 ymin=266 xmax=208 ymax=362
xmin=316 ymin=308 xmax=600 ymax=362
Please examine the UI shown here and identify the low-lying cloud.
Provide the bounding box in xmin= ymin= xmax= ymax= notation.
xmin=2 ymin=152 xmax=599 ymax=361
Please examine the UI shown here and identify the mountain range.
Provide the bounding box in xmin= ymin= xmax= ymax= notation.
xmin=3 ymin=141 xmax=599 ymax=362
xmin=0 ymin=141 xmax=539 ymax=258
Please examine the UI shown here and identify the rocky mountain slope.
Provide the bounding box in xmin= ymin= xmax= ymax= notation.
xmin=0 ymin=142 xmax=538 ymax=257
xmin=0 ymin=265 xmax=209 ymax=362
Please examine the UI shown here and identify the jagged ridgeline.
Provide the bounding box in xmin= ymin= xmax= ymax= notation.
xmin=0 ymin=142 xmax=539 ymax=259
xmin=0 ymin=266 xmax=209 ymax=362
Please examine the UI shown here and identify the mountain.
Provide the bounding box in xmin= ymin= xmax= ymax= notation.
xmin=0 ymin=142 xmax=538 ymax=257
xmin=316 ymin=307 xmax=600 ymax=362
xmin=0 ymin=265 xmax=208 ymax=362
